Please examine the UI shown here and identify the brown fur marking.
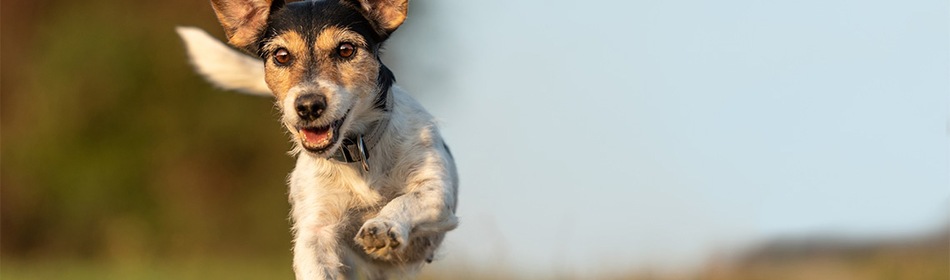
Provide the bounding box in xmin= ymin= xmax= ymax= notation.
xmin=263 ymin=30 xmax=308 ymax=99
xmin=263 ymin=27 xmax=380 ymax=100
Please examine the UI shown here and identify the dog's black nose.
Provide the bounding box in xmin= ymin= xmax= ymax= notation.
xmin=295 ymin=94 xmax=327 ymax=121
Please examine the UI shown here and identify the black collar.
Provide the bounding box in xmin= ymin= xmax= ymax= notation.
xmin=328 ymin=87 xmax=392 ymax=171
xmin=329 ymin=117 xmax=388 ymax=171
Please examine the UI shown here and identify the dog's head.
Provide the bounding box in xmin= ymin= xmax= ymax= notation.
xmin=209 ymin=0 xmax=406 ymax=156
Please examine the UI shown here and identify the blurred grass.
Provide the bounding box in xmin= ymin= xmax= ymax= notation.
xmin=3 ymin=229 xmax=946 ymax=280
xmin=2 ymin=257 xmax=293 ymax=280
xmin=711 ymin=231 xmax=949 ymax=280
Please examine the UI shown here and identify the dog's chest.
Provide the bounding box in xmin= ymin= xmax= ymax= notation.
xmin=291 ymin=157 xmax=408 ymax=227
xmin=312 ymin=165 xmax=405 ymax=209
xmin=346 ymin=177 xmax=403 ymax=209
xmin=328 ymin=173 xmax=403 ymax=230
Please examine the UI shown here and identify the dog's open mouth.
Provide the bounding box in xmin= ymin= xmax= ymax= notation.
xmin=296 ymin=117 xmax=346 ymax=153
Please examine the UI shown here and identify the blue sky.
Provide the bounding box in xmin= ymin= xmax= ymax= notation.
xmin=382 ymin=0 xmax=948 ymax=274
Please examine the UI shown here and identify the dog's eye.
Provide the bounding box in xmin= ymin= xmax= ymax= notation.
xmin=337 ymin=43 xmax=356 ymax=59
xmin=273 ymin=48 xmax=292 ymax=65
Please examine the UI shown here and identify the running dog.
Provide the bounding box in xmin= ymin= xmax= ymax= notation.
xmin=176 ymin=0 xmax=458 ymax=279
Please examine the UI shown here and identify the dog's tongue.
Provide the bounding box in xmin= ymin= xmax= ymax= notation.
xmin=302 ymin=127 xmax=330 ymax=144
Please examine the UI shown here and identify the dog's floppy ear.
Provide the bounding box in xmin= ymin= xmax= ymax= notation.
xmin=351 ymin=0 xmax=409 ymax=37
xmin=211 ymin=0 xmax=285 ymax=53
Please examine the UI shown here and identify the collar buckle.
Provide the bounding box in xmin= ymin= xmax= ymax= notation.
xmin=336 ymin=135 xmax=370 ymax=171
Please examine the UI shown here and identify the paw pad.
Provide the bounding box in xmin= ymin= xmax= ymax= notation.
xmin=354 ymin=219 xmax=406 ymax=260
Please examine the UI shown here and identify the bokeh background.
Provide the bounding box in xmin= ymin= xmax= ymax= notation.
xmin=2 ymin=0 xmax=947 ymax=279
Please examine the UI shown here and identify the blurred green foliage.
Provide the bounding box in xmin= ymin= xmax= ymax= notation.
xmin=2 ymin=0 xmax=296 ymax=264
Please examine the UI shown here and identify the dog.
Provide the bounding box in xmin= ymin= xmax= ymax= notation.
xmin=176 ymin=0 xmax=459 ymax=279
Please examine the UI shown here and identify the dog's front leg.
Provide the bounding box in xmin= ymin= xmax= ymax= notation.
xmin=291 ymin=208 xmax=346 ymax=279
xmin=354 ymin=149 xmax=459 ymax=261
xmin=289 ymin=165 xmax=350 ymax=279
xmin=354 ymin=193 xmax=457 ymax=261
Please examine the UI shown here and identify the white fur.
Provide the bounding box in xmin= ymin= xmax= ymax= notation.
xmin=178 ymin=27 xmax=458 ymax=280
xmin=175 ymin=26 xmax=272 ymax=96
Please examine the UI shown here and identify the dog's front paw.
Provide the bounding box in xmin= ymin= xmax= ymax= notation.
xmin=355 ymin=219 xmax=408 ymax=261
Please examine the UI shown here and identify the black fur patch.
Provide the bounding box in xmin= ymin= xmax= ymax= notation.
xmin=374 ymin=64 xmax=395 ymax=111
xmin=260 ymin=1 xmax=384 ymax=56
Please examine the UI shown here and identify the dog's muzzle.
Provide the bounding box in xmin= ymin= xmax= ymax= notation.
xmin=294 ymin=93 xmax=346 ymax=153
